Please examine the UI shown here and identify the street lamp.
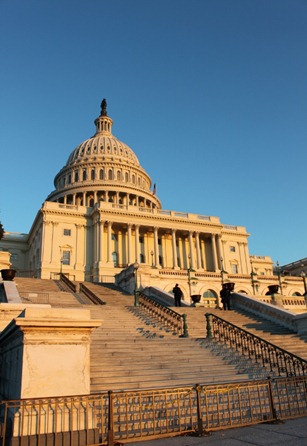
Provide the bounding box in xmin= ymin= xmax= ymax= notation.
xmin=301 ymin=264 xmax=307 ymax=296
xmin=250 ymin=260 xmax=258 ymax=295
xmin=220 ymin=257 xmax=228 ymax=285
xmin=276 ymin=261 xmax=283 ymax=295
xmin=134 ymin=262 xmax=139 ymax=306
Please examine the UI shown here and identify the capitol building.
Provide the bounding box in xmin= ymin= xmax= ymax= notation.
xmin=1 ymin=100 xmax=304 ymax=301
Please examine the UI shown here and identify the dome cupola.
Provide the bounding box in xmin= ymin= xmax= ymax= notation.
xmin=46 ymin=100 xmax=161 ymax=210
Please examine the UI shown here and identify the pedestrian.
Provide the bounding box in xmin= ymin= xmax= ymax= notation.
xmin=220 ymin=283 xmax=231 ymax=310
xmin=173 ymin=283 xmax=183 ymax=307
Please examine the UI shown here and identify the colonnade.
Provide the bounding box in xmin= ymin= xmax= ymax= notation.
xmin=92 ymin=218 xmax=247 ymax=273
xmin=57 ymin=190 xmax=157 ymax=210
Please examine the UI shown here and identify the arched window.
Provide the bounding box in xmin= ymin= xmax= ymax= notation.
xmin=74 ymin=171 xmax=79 ymax=182
xmin=132 ymin=174 xmax=135 ymax=184
xmin=203 ymin=290 xmax=218 ymax=299
xmin=68 ymin=174 xmax=71 ymax=184
xmin=99 ymin=169 xmax=104 ymax=180
xmin=91 ymin=169 xmax=95 ymax=180
xmin=108 ymin=169 xmax=113 ymax=180
xmin=117 ymin=170 xmax=121 ymax=180
xmin=125 ymin=172 xmax=129 ymax=182
xmin=83 ymin=170 xmax=87 ymax=181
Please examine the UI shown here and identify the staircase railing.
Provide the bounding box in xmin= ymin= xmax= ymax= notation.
xmin=205 ymin=313 xmax=307 ymax=377
xmin=79 ymin=283 xmax=106 ymax=305
xmin=59 ymin=272 xmax=77 ymax=292
xmin=138 ymin=292 xmax=189 ymax=337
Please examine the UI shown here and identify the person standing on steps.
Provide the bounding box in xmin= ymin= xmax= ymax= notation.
xmin=220 ymin=283 xmax=231 ymax=310
xmin=173 ymin=283 xmax=183 ymax=307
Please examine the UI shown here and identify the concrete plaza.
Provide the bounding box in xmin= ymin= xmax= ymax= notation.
xmin=128 ymin=416 xmax=307 ymax=446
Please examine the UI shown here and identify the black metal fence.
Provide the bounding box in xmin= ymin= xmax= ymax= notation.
xmin=206 ymin=312 xmax=307 ymax=377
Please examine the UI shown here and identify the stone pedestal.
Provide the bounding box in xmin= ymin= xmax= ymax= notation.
xmin=0 ymin=307 xmax=101 ymax=399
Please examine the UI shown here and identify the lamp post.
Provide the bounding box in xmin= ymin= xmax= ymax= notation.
xmin=187 ymin=255 xmax=197 ymax=302
xmin=276 ymin=261 xmax=283 ymax=295
xmin=134 ymin=262 xmax=139 ymax=306
xmin=301 ymin=264 xmax=307 ymax=296
xmin=220 ymin=257 xmax=227 ymax=285
xmin=250 ymin=260 xmax=257 ymax=295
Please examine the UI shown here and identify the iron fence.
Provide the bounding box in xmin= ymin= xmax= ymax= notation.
xmin=1 ymin=376 xmax=307 ymax=446
xmin=206 ymin=313 xmax=307 ymax=377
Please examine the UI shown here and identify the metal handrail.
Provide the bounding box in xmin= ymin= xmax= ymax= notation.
xmin=79 ymin=283 xmax=106 ymax=305
xmin=138 ymin=293 xmax=188 ymax=337
xmin=206 ymin=312 xmax=307 ymax=377
xmin=60 ymin=272 xmax=77 ymax=292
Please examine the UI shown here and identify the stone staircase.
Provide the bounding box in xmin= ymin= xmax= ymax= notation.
xmin=11 ymin=279 xmax=307 ymax=393
xmin=174 ymin=306 xmax=307 ymax=361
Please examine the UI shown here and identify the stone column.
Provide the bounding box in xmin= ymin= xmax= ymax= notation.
xmin=195 ymin=232 xmax=201 ymax=269
xmin=172 ymin=229 xmax=178 ymax=269
xmin=99 ymin=220 xmax=105 ymax=264
xmin=107 ymin=221 xmax=112 ymax=263
xmin=135 ymin=225 xmax=140 ymax=263
xmin=74 ymin=224 xmax=84 ymax=272
xmin=128 ymin=224 xmax=132 ymax=264
xmin=154 ymin=227 xmax=159 ymax=267
xmin=211 ymin=234 xmax=218 ymax=272
xmin=216 ymin=234 xmax=223 ymax=266
xmin=189 ymin=232 xmax=195 ymax=269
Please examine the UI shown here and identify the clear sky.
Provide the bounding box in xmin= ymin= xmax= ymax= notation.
xmin=1 ymin=0 xmax=306 ymax=267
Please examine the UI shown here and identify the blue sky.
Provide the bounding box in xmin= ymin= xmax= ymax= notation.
xmin=1 ymin=0 xmax=306 ymax=266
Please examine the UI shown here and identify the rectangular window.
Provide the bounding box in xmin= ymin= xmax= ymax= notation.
xmin=230 ymin=246 xmax=236 ymax=252
xmin=231 ymin=264 xmax=238 ymax=274
xmin=62 ymin=251 xmax=71 ymax=265
xmin=64 ymin=229 xmax=71 ymax=236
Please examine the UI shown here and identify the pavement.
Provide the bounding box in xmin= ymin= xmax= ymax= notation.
xmin=127 ymin=416 xmax=307 ymax=446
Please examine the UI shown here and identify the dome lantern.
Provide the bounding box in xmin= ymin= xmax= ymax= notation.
xmin=94 ymin=98 xmax=113 ymax=135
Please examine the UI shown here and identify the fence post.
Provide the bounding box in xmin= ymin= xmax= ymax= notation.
xmin=195 ymin=384 xmax=204 ymax=436
xmin=107 ymin=391 xmax=114 ymax=446
xmin=267 ymin=377 xmax=279 ymax=423
xmin=205 ymin=313 xmax=212 ymax=339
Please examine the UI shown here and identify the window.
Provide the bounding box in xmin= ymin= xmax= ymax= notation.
xmin=112 ymin=251 xmax=118 ymax=266
xmin=63 ymin=229 xmax=71 ymax=236
xmin=62 ymin=251 xmax=71 ymax=265
xmin=231 ymin=264 xmax=238 ymax=274
xmin=203 ymin=290 xmax=217 ymax=298
xmin=83 ymin=170 xmax=87 ymax=181
xmin=91 ymin=169 xmax=95 ymax=180
xmin=99 ymin=169 xmax=104 ymax=180
xmin=230 ymin=246 xmax=236 ymax=252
